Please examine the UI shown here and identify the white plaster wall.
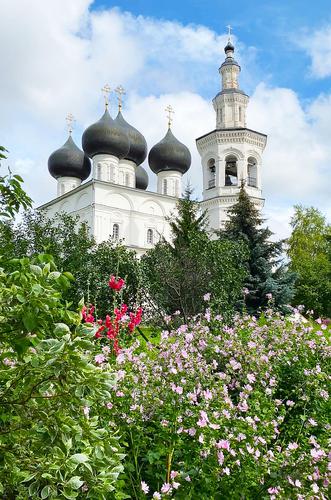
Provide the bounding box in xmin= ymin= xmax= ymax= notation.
xmin=92 ymin=154 xmax=119 ymax=183
xmin=57 ymin=176 xmax=81 ymax=196
xmin=118 ymin=159 xmax=136 ymax=188
xmin=157 ymin=170 xmax=182 ymax=197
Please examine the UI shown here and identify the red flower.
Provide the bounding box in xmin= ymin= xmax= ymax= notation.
xmin=109 ymin=275 xmax=125 ymax=291
xmin=82 ymin=305 xmax=95 ymax=324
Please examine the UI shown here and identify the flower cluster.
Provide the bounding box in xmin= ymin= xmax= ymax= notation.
xmin=82 ymin=276 xmax=142 ymax=355
xmin=105 ymin=312 xmax=330 ymax=498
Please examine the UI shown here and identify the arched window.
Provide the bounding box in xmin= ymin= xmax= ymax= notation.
xmin=125 ymin=173 xmax=130 ymax=186
xmin=207 ymin=158 xmax=216 ymax=189
xmin=112 ymin=223 xmax=119 ymax=240
xmin=147 ymin=228 xmax=153 ymax=244
xmin=247 ymin=157 xmax=257 ymax=187
xmin=163 ymin=178 xmax=168 ymax=195
xmin=225 ymin=155 xmax=238 ymax=186
xmin=239 ymin=106 xmax=242 ymax=122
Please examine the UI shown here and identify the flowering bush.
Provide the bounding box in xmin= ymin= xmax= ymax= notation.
xmin=82 ymin=275 xmax=143 ymax=356
xmin=102 ymin=310 xmax=330 ymax=499
xmin=0 ymin=257 xmax=125 ymax=499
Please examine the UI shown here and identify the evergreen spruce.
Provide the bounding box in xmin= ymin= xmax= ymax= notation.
xmin=142 ymin=187 xmax=248 ymax=321
xmin=220 ymin=181 xmax=295 ymax=314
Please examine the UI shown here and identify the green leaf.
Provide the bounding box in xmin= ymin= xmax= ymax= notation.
xmin=69 ymin=453 xmax=89 ymax=463
xmin=54 ymin=323 xmax=70 ymax=335
xmin=41 ymin=485 xmax=51 ymax=499
xmin=62 ymin=488 xmax=79 ymax=499
xmin=66 ymin=476 xmax=84 ymax=490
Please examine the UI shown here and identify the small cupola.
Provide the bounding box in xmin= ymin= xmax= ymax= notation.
xmin=48 ymin=134 xmax=91 ymax=181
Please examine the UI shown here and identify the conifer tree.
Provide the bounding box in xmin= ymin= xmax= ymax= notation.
xmin=142 ymin=187 xmax=248 ymax=321
xmin=220 ymin=182 xmax=295 ymax=314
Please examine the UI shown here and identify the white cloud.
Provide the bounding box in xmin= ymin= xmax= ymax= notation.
xmin=0 ymin=1 xmax=330 ymax=239
xmin=297 ymin=24 xmax=331 ymax=78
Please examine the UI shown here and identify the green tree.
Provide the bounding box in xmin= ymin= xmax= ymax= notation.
xmin=0 ymin=210 xmax=140 ymax=317
xmin=142 ymin=188 xmax=248 ymax=321
xmin=0 ymin=146 xmax=32 ymax=219
xmin=0 ymin=167 xmax=125 ymax=498
xmin=220 ymin=182 xmax=295 ymax=314
xmin=287 ymin=205 xmax=331 ymax=317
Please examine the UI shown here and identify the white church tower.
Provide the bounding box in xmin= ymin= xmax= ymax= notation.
xmin=196 ymin=31 xmax=267 ymax=233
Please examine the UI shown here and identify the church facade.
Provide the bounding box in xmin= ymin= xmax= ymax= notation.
xmin=40 ymin=39 xmax=267 ymax=255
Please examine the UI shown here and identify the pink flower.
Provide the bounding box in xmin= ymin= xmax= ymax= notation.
xmin=311 ymin=483 xmax=319 ymax=493
xmin=311 ymin=448 xmax=325 ymax=461
xmin=203 ymin=292 xmax=211 ymax=301
xmin=141 ymin=481 xmax=149 ymax=494
xmin=106 ymin=402 xmax=113 ymax=409
xmin=161 ymin=483 xmax=172 ymax=494
xmin=268 ymin=487 xmax=279 ymax=495
xmin=247 ymin=373 xmax=256 ymax=383
xmin=83 ymin=406 xmax=90 ymax=418
xmin=308 ymin=418 xmax=317 ymax=426
xmin=288 ymin=442 xmax=298 ymax=450
xmin=217 ymin=451 xmax=224 ymax=465
xmin=286 ymin=400 xmax=295 ymax=407
xmin=94 ymin=353 xmax=105 ymax=364
xmin=216 ymin=440 xmax=230 ymax=451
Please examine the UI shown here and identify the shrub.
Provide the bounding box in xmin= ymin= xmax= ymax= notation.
xmin=99 ymin=309 xmax=330 ymax=499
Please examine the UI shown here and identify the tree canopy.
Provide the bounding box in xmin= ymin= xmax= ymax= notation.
xmin=287 ymin=205 xmax=331 ymax=318
xmin=219 ymin=182 xmax=295 ymax=314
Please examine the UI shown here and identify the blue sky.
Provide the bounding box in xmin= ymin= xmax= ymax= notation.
xmin=94 ymin=0 xmax=331 ymax=98
xmin=0 ymin=0 xmax=330 ymax=238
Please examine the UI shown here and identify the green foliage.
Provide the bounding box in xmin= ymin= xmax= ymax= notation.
xmin=0 ymin=146 xmax=32 ymax=219
xmin=287 ymin=205 xmax=331 ymax=317
xmin=0 ymin=256 xmax=125 ymax=499
xmin=0 ymin=210 xmax=140 ymax=318
xmin=142 ymin=188 xmax=248 ymax=321
xmin=220 ymin=182 xmax=295 ymax=314
xmin=108 ymin=312 xmax=331 ymax=499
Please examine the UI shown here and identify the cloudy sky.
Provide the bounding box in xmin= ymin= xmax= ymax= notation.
xmin=0 ymin=0 xmax=330 ymax=238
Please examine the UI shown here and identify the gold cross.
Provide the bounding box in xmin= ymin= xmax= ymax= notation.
xmin=101 ymin=84 xmax=111 ymax=108
xmin=165 ymin=104 xmax=175 ymax=128
xmin=65 ymin=113 xmax=75 ymax=135
xmin=226 ymin=24 xmax=232 ymax=41
xmin=115 ymin=85 xmax=126 ymax=111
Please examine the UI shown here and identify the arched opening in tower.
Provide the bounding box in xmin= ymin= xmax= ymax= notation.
xmin=225 ymin=155 xmax=238 ymax=186
xmin=247 ymin=157 xmax=257 ymax=187
xmin=207 ymin=158 xmax=216 ymax=188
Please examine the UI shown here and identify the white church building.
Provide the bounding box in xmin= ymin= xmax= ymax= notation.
xmin=40 ymin=38 xmax=267 ymax=255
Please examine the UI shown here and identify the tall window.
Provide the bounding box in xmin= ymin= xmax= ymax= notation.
xmin=239 ymin=106 xmax=242 ymax=122
xmin=247 ymin=157 xmax=257 ymax=187
xmin=96 ymin=163 xmax=102 ymax=180
xmin=147 ymin=228 xmax=153 ymax=244
xmin=112 ymin=223 xmax=119 ymax=240
xmin=125 ymin=173 xmax=130 ymax=186
xmin=163 ymin=178 xmax=168 ymax=195
xmin=207 ymin=158 xmax=216 ymax=189
xmin=225 ymin=155 xmax=238 ymax=186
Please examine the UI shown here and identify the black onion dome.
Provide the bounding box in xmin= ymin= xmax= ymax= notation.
xmin=82 ymin=108 xmax=130 ymax=159
xmin=135 ymin=165 xmax=149 ymax=190
xmin=115 ymin=111 xmax=147 ymax=165
xmin=224 ymin=41 xmax=235 ymax=53
xmin=148 ymin=128 xmax=191 ymax=175
xmin=48 ymin=135 xmax=91 ymax=181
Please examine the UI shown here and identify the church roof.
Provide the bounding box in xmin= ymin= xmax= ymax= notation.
xmin=48 ymin=135 xmax=91 ymax=181
xmin=114 ymin=111 xmax=147 ymax=165
xmin=82 ymin=108 xmax=130 ymax=159
xmin=148 ymin=127 xmax=191 ymax=175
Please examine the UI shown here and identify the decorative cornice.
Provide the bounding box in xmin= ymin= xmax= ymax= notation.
xmin=196 ymin=127 xmax=267 ymax=153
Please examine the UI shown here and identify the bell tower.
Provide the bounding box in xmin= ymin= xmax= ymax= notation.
xmin=196 ymin=29 xmax=267 ymax=233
